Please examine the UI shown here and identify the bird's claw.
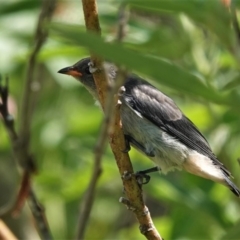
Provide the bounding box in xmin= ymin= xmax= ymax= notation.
xmin=122 ymin=170 xmax=151 ymax=186
xmin=134 ymin=171 xmax=151 ymax=185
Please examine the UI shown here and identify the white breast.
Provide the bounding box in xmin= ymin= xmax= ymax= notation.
xmin=120 ymin=103 xmax=190 ymax=174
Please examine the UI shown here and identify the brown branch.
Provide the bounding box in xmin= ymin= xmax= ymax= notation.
xmin=116 ymin=4 xmax=129 ymax=42
xmin=18 ymin=0 xmax=56 ymax=170
xmin=0 ymin=80 xmax=53 ymax=240
xmin=27 ymin=189 xmax=52 ymax=240
xmin=77 ymin=67 xmax=129 ymax=239
xmin=77 ymin=3 xmax=130 ymax=239
xmin=76 ymin=1 xmax=107 ymax=236
xmin=0 ymin=78 xmax=28 ymax=217
xmin=0 ymin=0 xmax=56 ymax=239
xmin=0 ymin=220 xmax=17 ymax=240
xmin=81 ymin=1 xmax=162 ymax=239
xmin=76 ymin=163 xmax=102 ymax=240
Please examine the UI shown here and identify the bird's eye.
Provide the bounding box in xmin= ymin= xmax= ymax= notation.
xmin=85 ymin=67 xmax=91 ymax=75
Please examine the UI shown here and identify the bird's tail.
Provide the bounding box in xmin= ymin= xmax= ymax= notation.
xmin=184 ymin=153 xmax=240 ymax=197
xmin=224 ymin=177 xmax=240 ymax=197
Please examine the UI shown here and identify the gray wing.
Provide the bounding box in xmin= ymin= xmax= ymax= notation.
xmin=123 ymin=75 xmax=231 ymax=176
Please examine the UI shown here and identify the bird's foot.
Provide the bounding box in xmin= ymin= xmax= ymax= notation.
xmin=134 ymin=166 xmax=160 ymax=185
xmin=134 ymin=171 xmax=151 ymax=185
xmin=122 ymin=167 xmax=159 ymax=186
xmin=88 ymin=61 xmax=100 ymax=74
xmin=122 ymin=170 xmax=150 ymax=187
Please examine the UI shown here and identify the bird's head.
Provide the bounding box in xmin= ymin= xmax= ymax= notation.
xmin=58 ymin=57 xmax=119 ymax=100
xmin=58 ymin=57 xmax=98 ymax=98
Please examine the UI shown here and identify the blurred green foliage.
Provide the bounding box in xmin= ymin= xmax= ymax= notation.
xmin=0 ymin=0 xmax=240 ymax=239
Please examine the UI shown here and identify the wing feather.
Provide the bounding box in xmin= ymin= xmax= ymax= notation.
xmin=123 ymin=76 xmax=231 ymax=176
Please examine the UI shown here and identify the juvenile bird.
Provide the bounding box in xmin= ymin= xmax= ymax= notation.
xmin=58 ymin=57 xmax=240 ymax=197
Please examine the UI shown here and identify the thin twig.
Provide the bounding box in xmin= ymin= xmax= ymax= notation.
xmin=81 ymin=1 xmax=162 ymax=239
xmin=76 ymin=163 xmax=102 ymax=240
xmin=28 ymin=189 xmax=52 ymax=240
xmin=18 ymin=0 xmax=56 ymax=169
xmin=20 ymin=0 xmax=56 ymax=238
xmin=0 ymin=0 xmax=56 ymax=239
xmin=0 ymin=78 xmax=28 ymax=217
xmin=116 ymin=4 xmax=129 ymax=42
xmin=230 ymin=2 xmax=240 ymax=46
xmin=76 ymin=1 xmax=105 ymax=239
xmin=0 ymin=78 xmax=53 ymax=239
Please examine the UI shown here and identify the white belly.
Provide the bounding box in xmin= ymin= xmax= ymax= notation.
xmin=120 ymin=104 xmax=226 ymax=184
xmin=120 ymin=104 xmax=190 ymax=174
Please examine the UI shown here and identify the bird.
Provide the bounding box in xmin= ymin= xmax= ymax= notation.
xmin=58 ymin=57 xmax=240 ymax=197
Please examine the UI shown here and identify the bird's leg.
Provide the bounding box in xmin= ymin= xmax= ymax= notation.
xmin=122 ymin=134 xmax=159 ymax=185
xmin=123 ymin=135 xmax=155 ymax=157
xmin=88 ymin=61 xmax=100 ymax=74
xmin=122 ymin=134 xmax=132 ymax=153
xmin=135 ymin=166 xmax=160 ymax=185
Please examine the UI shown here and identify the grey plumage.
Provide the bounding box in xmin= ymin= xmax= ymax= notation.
xmin=58 ymin=57 xmax=240 ymax=197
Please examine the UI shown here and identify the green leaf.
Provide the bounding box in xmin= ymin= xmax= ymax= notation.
xmin=51 ymin=23 xmax=231 ymax=104
xmin=0 ymin=1 xmax=40 ymax=15
xmin=222 ymin=74 xmax=240 ymax=91
xmin=221 ymin=219 xmax=240 ymax=240
xmin=126 ymin=0 xmax=233 ymax=48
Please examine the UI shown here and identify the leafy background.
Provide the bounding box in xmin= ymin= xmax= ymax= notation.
xmin=0 ymin=0 xmax=240 ymax=239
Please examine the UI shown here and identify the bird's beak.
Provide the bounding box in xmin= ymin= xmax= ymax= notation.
xmin=58 ymin=66 xmax=82 ymax=77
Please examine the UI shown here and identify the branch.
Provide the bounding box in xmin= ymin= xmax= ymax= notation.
xmin=76 ymin=4 xmax=128 ymax=239
xmin=116 ymin=4 xmax=129 ymax=42
xmin=0 ymin=220 xmax=17 ymax=240
xmin=0 ymin=80 xmax=52 ymax=240
xmin=28 ymin=189 xmax=52 ymax=240
xmin=77 ymin=3 xmax=129 ymax=239
xmin=0 ymin=0 xmax=56 ymax=239
xmin=81 ymin=1 xmax=162 ymax=239
xmin=18 ymin=0 xmax=56 ymax=169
